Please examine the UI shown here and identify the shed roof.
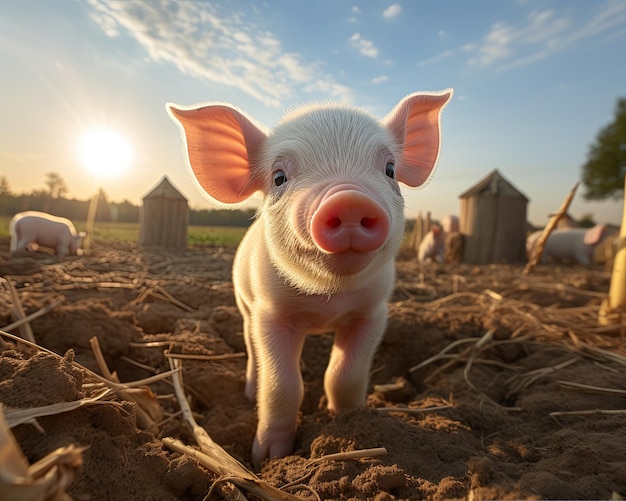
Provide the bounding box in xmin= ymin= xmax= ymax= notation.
xmin=143 ymin=176 xmax=188 ymax=201
xmin=459 ymin=169 xmax=529 ymax=201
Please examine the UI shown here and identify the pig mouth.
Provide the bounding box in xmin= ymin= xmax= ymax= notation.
xmin=316 ymin=250 xmax=377 ymax=276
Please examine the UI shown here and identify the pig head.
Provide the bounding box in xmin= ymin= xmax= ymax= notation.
xmin=168 ymin=90 xmax=452 ymax=466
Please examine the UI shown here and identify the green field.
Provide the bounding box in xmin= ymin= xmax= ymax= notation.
xmin=0 ymin=216 xmax=247 ymax=247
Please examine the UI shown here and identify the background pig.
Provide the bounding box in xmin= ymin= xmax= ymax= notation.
xmin=10 ymin=211 xmax=86 ymax=258
xmin=526 ymin=224 xmax=609 ymax=266
xmin=440 ymin=214 xmax=464 ymax=263
xmin=417 ymin=224 xmax=445 ymax=262
xmin=168 ymin=89 xmax=452 ymax=466
xmin=441 ymin=214 xmax=459 ymax=234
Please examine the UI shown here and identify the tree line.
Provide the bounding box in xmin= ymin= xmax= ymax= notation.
xmin=0 ymin=173 xmax=256 ymax=227
xmin=1 ymin=97 xmax=623 ymax=229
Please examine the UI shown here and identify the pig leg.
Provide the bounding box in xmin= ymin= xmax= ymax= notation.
xmin=324 ymin=306 xmax=388 ymax=412
xmin=15 ymin=239 xmax=28 ymax=253
xmin=252 ymin=316 xmax=306 ymax=466
xmin=56 ymin=243 xmax=69 ymax=259
xmin=573 ymin=248 xmax=592 ymax=266
xmin=239 ymin=304 xmax=257 ymax=401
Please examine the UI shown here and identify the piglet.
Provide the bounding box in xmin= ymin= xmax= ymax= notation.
xmin=10 ymin=211 xmax=86 ymax=258
xmin=526 ymin=224 xmax=609 ymax=266
xmin=417 ymin=224 xmax=445 ymax=262
xmin=168 ymin=89 xmax=452 ymax=466
xmin=441 ymin=214 xmax=459 ymax=234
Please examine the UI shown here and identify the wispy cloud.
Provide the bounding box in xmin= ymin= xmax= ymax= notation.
xmin=419 ymin=1 xmax=626 ymax=72
xmin=349 ymin=33 xmax=379 ymax=58
xmin=468 ymin=2 xmax=626 ymax=71
xmin=467 ymin=9 xmax=569 ymax=69
xmin=370 ymin=75 xmax=389 ymax=85
xmin=383 ymin=4 xmax=402 ymax=20
xmin=86 ymin=0 xmax=351 ymax=107
xmin=348 ymin=5 xmax=360 ymax=24
xmin=418 ymin=49 xmax=455 ymax=67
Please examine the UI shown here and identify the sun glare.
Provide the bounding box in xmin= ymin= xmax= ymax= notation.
xmin=79 ymin=129 xmax=132 ymax=177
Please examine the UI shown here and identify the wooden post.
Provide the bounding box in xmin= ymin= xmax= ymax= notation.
xmin=83 ymin=191 xmax=99 ymax=254
xmin=412 ymin=212 xmax=423 ymax=254
xmin=523 ymin=182 xmax=579 ymax=275
xmin=598 ymin=175 xmax=626 ymax=328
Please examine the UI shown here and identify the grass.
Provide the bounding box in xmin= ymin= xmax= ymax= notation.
xmin=0 ymin=216 xmax=247 ymax=248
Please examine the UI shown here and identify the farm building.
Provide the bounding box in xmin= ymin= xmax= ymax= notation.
xmin=139 ymin=176 xmax=188 ymax=250
xmin=459 ymin=169 xmax=528 ymax=264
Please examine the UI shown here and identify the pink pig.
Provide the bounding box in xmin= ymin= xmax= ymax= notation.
xmin=417 ymin=224 xmax=445 ymax=262
xmin=441 ymin=214 xmax=459 ymax=234
xmin=526 ymin=224 xmax=609 ymax=266
xmin=168 ymin=89 xmax=452 ymax=465
xmin=10 ymin=211 xmax=86 ymax=258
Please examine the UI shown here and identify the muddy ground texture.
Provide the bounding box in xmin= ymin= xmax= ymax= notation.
xmin=1 ymin=237 xmax=625 ymax=500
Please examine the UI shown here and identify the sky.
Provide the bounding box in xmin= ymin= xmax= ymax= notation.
xmin=1 ymin=0 xmax=625 ymax=226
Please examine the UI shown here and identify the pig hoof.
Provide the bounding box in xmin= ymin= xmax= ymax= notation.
xmin=251 ymin=427 xmax=296 ymax=468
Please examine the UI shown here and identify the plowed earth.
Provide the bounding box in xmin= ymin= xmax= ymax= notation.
xmin=1 ymin=238 xmax=625 ymax=500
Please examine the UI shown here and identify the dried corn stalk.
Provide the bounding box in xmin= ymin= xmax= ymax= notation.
xmin=524 ymin=182 xmax=579 ymax=274
xmin=599 ymin=175 xmax=626 ymax=327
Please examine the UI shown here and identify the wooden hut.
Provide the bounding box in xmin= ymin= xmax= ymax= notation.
xmin=140 ymin=176 xmax=188 ymax=250
xmin=459 ymin=169 xmax=528 ymax=264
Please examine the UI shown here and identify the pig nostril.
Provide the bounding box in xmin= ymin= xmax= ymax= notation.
xmin=328 ymin=217 xmax=341 ymax=228
xmin=361 ymin=217 xmax=376 ymax=229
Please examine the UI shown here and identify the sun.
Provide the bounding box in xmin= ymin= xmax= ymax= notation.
xmin=79 ymin=128 xmax=132 ymax=177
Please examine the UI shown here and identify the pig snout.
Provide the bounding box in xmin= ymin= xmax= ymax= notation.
xmin=310 ymin=189 xmax=390 ymax=254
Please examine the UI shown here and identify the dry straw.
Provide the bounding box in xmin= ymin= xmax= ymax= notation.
xmin=0 ymin=406 xmax=86 ymax=501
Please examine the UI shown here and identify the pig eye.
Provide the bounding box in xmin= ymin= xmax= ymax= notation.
xmin=385 ymin=162 xmax=395 ymax=179
xmin=273 ymin=169 xmax=287 ymax=186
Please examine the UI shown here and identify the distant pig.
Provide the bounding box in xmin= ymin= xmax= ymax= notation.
xmin=441 ymin=215 xmax=463 ymax=263
xmin=441 ymin=214 xmax=459 ymax=234
xmin=417 ymin=224 xmax=445 ymax=262
xmin=526 ymin=224 xmax=609 ymax=266
xmin=168 ymin=89 xmax=452 ymax=465
xmin=10 ymin=211 xmax=86 ymax=258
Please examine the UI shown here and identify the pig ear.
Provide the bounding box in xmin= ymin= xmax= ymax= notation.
xmin=584 ymin=224 xmax=606 ymax=245
xmin=167 ymin=103 xmax=269 ymax=204
xmin=382 ymin=89 xmax=453 ymax=187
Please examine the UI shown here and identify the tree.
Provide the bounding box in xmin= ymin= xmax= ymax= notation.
xmin=0 ymin=176 xmax=11 ymax=196
xmin=44 ymin=172 xmax=68 ymax=198
xmin=581 ymin=98 xmax=626 ymax=200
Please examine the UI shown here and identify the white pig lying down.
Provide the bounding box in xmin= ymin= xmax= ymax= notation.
xmin=526 ymin=224 xmax=609 ymax=266
xmin=168 ymin=89 xmax=453 ymax=466
xmin=10 ymin=211 xmax=86 ymax=258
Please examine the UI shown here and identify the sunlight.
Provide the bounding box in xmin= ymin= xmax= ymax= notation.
xmin=79 ymin=128 xmax=132 ymax=177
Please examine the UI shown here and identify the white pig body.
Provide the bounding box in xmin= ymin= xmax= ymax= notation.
xmin=526 ymin=224 xmax=608 ymax=266
xmin=417 ymin=226 xmax=444 ymax=262
xmin=168 ymin=90 xmax=452 ymax=465
xmin=10 ymin=211 xmax=85 ymax=258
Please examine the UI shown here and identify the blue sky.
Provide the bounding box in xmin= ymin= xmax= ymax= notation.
xmin=1 ymin=0 xmax=625 ymax=225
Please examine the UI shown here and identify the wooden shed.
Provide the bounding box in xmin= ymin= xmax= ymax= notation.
xmin=459 ymin=169 xmax=528 ymax=264
xmin=140 ymin=176 xmax=188 ymax=250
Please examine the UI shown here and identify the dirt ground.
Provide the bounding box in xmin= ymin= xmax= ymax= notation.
xmin=1 ymin=237 xmax=626 ymax=500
